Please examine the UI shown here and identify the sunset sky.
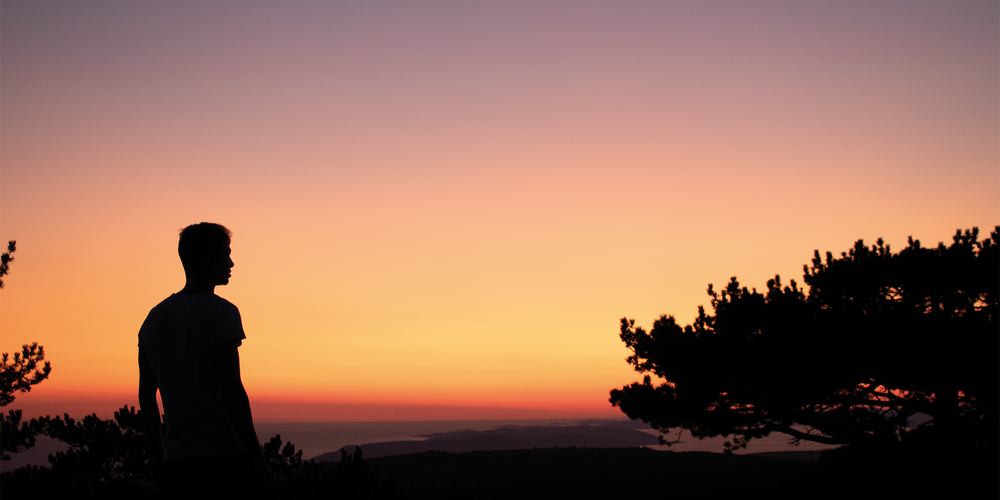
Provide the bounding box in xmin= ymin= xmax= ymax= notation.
xmin=1 ymin=1 xmax=997 ymax=422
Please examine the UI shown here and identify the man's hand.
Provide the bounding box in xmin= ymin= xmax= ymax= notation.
xmin=148 ymin=456 xmax=167 ymax=490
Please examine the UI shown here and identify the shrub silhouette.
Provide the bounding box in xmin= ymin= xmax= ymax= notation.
xmin=0 ymin=241 xmax=53 ymax=461
xmin=261 ymin=445 xmax=399 ymax=499
xmin=2 ymin=410 xmax=400 ymax=499
xmin=0 ymin=406 xmax=155 ymax=498
xmin=262 ymin=433 xmax=303 ymax=473
xmin=611 ymin=226 xmax=999 ymax=457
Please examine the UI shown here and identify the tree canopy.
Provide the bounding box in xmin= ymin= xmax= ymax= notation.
xmin=1 ymin=343 xmax=52 ymax=409
xmin=0 ymin=241 xmax=51 ymax=408
xmin=0 ymin=240 xmax=54 ymax=461
xmin=610 ymin=227 xmax=998 ymax=455
xmin=0 ymin=240 xmax=15 ymax=289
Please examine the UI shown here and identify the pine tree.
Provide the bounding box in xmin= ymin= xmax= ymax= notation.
xmin=611 ymin=227 xmax=999 ymax=456
xmin=0 ymin=241 xmax=52 ymax=460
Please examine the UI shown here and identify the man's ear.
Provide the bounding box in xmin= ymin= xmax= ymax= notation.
xmin=191 ymin=255 xmax=211 ymax=274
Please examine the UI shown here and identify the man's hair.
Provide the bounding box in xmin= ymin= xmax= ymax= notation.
xmin=178 ymin=223 xmax=232 ymax=271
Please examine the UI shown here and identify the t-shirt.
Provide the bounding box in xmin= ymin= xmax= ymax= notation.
xmin=138 ymin=293 xmax=247 ymax=460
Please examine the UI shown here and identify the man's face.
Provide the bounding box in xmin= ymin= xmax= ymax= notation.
xmin=209 ymin=244 xmax=234 ymax=286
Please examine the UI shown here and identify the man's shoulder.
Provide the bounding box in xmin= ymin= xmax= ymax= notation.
xmin=140 ymin=293 xmax=244 ymax=343
xmin=146 ymin=294 xmax=178 ymax=315
xmin=142 ymin=294 xmax=240 ymax=327
xmin=150 ymin=293 xmax=239 ymax=309
xmin=208 ymin=293 xmax=238 ymax=307
xmin=205 ymin=294 xmax=240 ymax=315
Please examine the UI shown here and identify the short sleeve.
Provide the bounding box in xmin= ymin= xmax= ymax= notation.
xmin=218 ymin=302 xmax=247 ymax=347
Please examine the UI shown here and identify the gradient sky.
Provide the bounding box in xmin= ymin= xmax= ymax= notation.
xmin=1 ymin=1 xmax=997 ymax=421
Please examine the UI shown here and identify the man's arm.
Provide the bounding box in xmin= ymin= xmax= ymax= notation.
xmin=216 ymin=340 xmax=270 ymax=481
xmin=138 ymin=347 xmax=163 ymax=462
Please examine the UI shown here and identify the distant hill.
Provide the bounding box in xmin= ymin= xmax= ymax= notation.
xmin=313 ymin=420 xmax=660 ymax=461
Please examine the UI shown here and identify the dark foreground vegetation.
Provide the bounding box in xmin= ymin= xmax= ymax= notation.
xmin=1 ymin=412 xmax=399 ymax=499
xmin=3 ymin=435 xmax=996 ymax=499
xmin=367 ymin=446 xmax=996 ymax=500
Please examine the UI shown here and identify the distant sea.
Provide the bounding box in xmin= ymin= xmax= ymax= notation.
xmin=1 ymin=418 xmax=834 ymax=471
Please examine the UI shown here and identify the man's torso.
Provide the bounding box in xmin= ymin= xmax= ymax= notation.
xmin=138 ymin=293 xmax=247 ymax=459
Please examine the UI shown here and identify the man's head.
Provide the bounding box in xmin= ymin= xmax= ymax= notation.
xmin=178 ymin=223 xmax=233 ymax=286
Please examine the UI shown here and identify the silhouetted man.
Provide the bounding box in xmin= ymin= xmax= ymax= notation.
xmin=138 ymin=223 xmax=269 ymax=497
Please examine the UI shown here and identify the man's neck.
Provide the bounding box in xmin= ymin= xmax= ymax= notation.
xmin=178 ymin=280 xmax=216 ymax=295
